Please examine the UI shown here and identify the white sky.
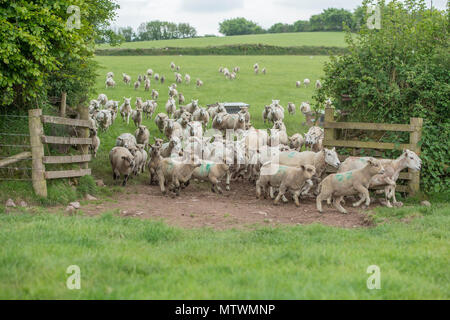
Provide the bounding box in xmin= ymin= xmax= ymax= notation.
xmin=111 ymin=0 xmax=448 ymax=35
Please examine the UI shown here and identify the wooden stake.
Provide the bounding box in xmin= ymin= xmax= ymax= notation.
xmin=60 ymin=92 xmax=67 ymax=117
xmin=28 ymin=109 xmax=47 ymax=198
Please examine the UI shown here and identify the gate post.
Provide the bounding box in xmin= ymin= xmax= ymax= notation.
xmin=28 ymin=109 xmax=47 ymax=197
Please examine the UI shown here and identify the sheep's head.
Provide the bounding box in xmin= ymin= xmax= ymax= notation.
xmin=122 ymin=156 xmax=135 ymax=169
xmin=124 ymin=97 xmax=131 ymax=105
xmin=367 ymin=158 xmax=385 ymax=175
xmin=215 ymin=113 xmax=224 ymax=124
xmin=403 ymin=149 xmax=422 ymax=171
xmin=274 ymin=120 xmax=284 ymax=130
xmin=153 ymin=138 xmax=164 ymax=148
xmin=138 ymin=125 xmax=146 ymax=135
xmin=192 ymin=99 xmax=199 ymax=107
xmin=324 ymin=147 xmax=340 ymax=169
xmin=238 ymin=113 xmax=245 ymax=123
xmin=301 ymin=164 xmax=316 ymax=180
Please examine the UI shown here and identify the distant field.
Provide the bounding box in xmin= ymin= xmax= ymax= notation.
xmin=98 ymin=32 xmax=348 ymax=49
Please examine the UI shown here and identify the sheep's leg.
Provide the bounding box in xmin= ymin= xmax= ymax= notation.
xmin=210 ymin=177 xmax=222 ymax=194
xmin=256 ymin=181 xmax=262 ymax=199
xmin=269 ymin=187 xmax=275 ymax=199
xmin=333 ymin=197 xmax=348 ymax=214
xmin=301 ymin=179 xmax=313 ymax=195
xmin=157 ymin=170 xmax=166 ymax=194
xmin=353 ymin=185 xmax=370 ymax=207
xmin=274 ymin=185 xmax=287 ymax=205
xmin=383 ymin=186 xmax=393 ymax=208
xmin=225 ymin=171 xmax=231 ymax=191
xmin=293 ymin=190 xmax=302 ymax=207
xmin=122 ymin=174 xmax=129 ymax=187
xmin=316 ymin=192 xmax=328 ymax=213
xmin=282 ymin=195 xmax=289 ymax=203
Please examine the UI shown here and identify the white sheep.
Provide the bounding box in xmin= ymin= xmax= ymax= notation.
xmin=151 ymin=89 xmax=159 ymax=100
xmin=165 ymin=97 xmax=177 ymax=119
xmin=122 ymin=73 xmax=131 ymax=85
xmin=105 ymin=78 xmax=116 ymax=89
xmin=109 ymin=147 xmax=135 ymax=186
xmin=119 ymin=97 xmax=132 ymax=124
xmin=185 ymin=74 xmax=191 ymax=84
xmin=303 ymin=78 xmax=311 ymax=87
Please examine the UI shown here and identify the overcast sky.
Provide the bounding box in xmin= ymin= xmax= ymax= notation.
xmin=111 ymin=0 xmax=448 ymax=35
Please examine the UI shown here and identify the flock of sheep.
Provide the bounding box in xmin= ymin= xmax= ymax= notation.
xmin=88 ymin=61 xmax=422 ymax=214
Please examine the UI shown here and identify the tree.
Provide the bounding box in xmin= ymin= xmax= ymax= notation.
xmin=293 ymin=20 xmax=310 ymax=32
xmin=315 ymin=0 xmax=449 ymax=193
xmin=178 ymin=23 xmax=197 ymax=38
xmin=118 ymin=27 xmax=135 ymax=42
xmin=268 ymin=23 xmax=294 ymax=33
xmin=219 ymin=18 xmax=265 ymax=36
xmin=0 ymin=0 xmax=119 ymax=109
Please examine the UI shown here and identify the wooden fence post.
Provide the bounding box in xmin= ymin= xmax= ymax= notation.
xmin=409 ymin=117 xmax=423 ymax=196
xmin=78 ymin=105 xmax=90 ymax=170
xmin=324 ymin=107 xmax=335 ymax=144
xmin=60 ymin=92 xmax=67 ymax=117
xmin=28 ymin=109 xmax=47 ymax=198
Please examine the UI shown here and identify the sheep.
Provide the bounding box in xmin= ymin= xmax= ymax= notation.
xmin=262 ymin=67 xmax=266 ymax=75
xmin=155 ymin=113 xmax=169 ymax=133
xmin=287 ymin=102 xmax=296 ymax=115
xmin=90 ymin=129 xmax=100 ymax=158
xmin=192 ymin=107 xmax=210 ymax=128
xmin=151 ymin=89 xmax=159 ymax=100
xmin=165 ymin=97 xmax=177 ymax=118
xmin=268 ymin=105 xmax=284 ymax=124
xmin=222 ymin=113 xmax=246 ymax=131
xmin=211 ymin=112 xmax=228 ymax=132
xmin=230 ymin=72 xmax=236 ymax=80
xmin=315 ymin=80 xmax=322 ymax=89
xmin=304 ymin=126 xmax=324 ymax=152
xmin=219 ymin=67 xmax=224 ymax=73
xmin=296 ymin=81 xmax=301 ymax=88
xmin=238 ymin=107 xmax=250 ymax=126
xmin=317 ymin=158 xmax=385 ymax=214
xmin=185 ymin=74 xmax=191 ymax=84
xmin=144 ymin=79 xmax=151 ymax=91
xmin=105 ymin=78 xmax=116 ymax=89
xmin=106 ymin=72 xmax=114 ymax=79
xmin=207 ymin=103 xmax=226 ymax=119
xmin=176 ymin=65 xmax=181 ymax=71
xmin=147 ymin=69 xmax=153 ymax=76
xmin=196 ymin=79 xmax=203 ymax=87
xmin=154 ymin=73 xmax=160 ymax=81
xmin=178 ymin=93 xmax=185 ymax=105
xmin=136 ymin=144 xmax=148 ymax=174
xmin=233 ymin=66 xmax=240 ymax=73
xmin=170 ymin=83 xmax=177 ymax=89
xmin=134 ymin=81 xmax=140 ymax=90
xmin=160 ymin=138 xmax=180 ymax=158
xmin=262 ymin=105 xmax=272 ymax=124
xmin=137 ymin=75 xmax=143 ymax=83
xmin=134 ymin=125 xmax=150 ymax=149
xmin=105 ymin=100 xmax=119 ymax=112
xmin=175 ymin=73 xmax=182 ymax=84
xmin=224 ymin=69 xmax=231 ymax=79
xmin=173 ymin=105 xmax=188 ymax=120
xmin=170 ymin=62 xmax=176 ymax=70
xmin=89 ymin=99 xmax=100 ymax=115
xmin=254 ymin=66 xmax=259 ymax=74
xmin=148 ymin=145 xmax=162 ymax=185
xmin=160 ymin=75 xmax=165 ymax=84
xmin=289 ymin=133 xmax=305 ymax=152
xmin=122 ymin=73 xmax=131 ymax=85
xmin=184 ymin=99 xmax=199 ymax=114
xmin=168 ymin=86 xmax=178 ymax=98
xmin=256 ymin=163 xmax=316 ymax=206
xmin=303 ymin=78 xmax=311 ymax=87
xmin=119 ymin=97 xmax=132 ymax=124
xmin=143 ymin=100 xmax=157 ymax=119
xmin=156 ymin=158 xmax=201 ymax=196
xmin=115 ymin=133 xmax=137 ymax=149
xmin=192 ymin=161 xmax=230 ymax=194
xmin=163 ymin=118 xmax=183 ymax=140
xmin=279 ymin=148 xmax=341 ymax=196
xmin=253 ymin=63 xmax=259 ymax=70
xmin=109 ymin=147 xmax=135 ymax=186
xmin=338 ymin=150 xmax=421 ymax=208
xmin=95 ymin=110 xmax=112 ymax=132
xmin=132 ymin=144 xmax=145 ymax=176
xmin=300 ymin=102 xmax=311 ymax=114
xmin=269 ymin=120 xmax=289 ymax=146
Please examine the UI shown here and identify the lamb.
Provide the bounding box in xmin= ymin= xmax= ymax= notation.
xmin=185 ymin=74 xmax=191 ymax=84
xmin=289 ymin=133 xmax=305 ymax=152
xmin=170 ymin=62 xmax=176 ymax=70
xmin=175 ymin=74 xmax=182 ymax=84
xmin=317 ymin=158 xmax=385 ymax=214
xmin=262 ymin=67 xmax=266 ymax=75
xmin=238 ymin=107 xmax=250 ymax=126
xmin=137 ymin=75 xmax=143 ymax=83
xmin=146 ymin=69 xmax=153 ymax=76
xmin=119 ymin=97 xmax=132 ymax=124
xmin=233 ymin=66 xmax=240 ymax=73
xmin=256 ymin=163 xmax=316 ymax=206
xmin=268 ymin=105 xmax=284 ymax=123
xmin=184 ymin=99 xmax=198 ymax=114
xmin=148 ymin=145 xmax=162 ymax=185
xmin=168 ymin=86 xmax=178 ymax=98
xmin=105 ymin=78 xmax=116 ymax=89
xmin=222 ymin=113 xmax=246 ymax=131
xmin=134 ymin=125 xmax=150 ymax=149
xmin=154 ymin=73 xmax=160 ymax=81
xmin=109 ymin=147 xmax=136 ymax=186
xmin=106 ymin=72 xmax=114 ymax=79
xmin=300 ymin=102 xmax=311 ymax=114
xmin=192 ymin=161 xmax=230 ymax=194
xmin=269 ymin=120 xmax=289 ymax=146
xmin=90 ymin=129 xmax=100 ymax=158
xmin=219 ymin=67 xmax=224 ymax=73
xmin=132 ymin=144 xmax=145 ymax=176
xmin=196 ymin=79 xmax=203 ymax=87
xmin=142 ymin=100 xmax=156 ymax=119
xmin=136 ymin=144 xmax=148 ymax=174
xmin=144 ymin=79 xmax=151 ymax=91
xmin=151 ymin=89 xmax=159 ymax=100
xmin=287 ymin=102 xmax=296 ymax=115
xmin=337 ymin=150 xmax=421 ymax=208
xmin=254 ymin=66 xmax=259 ymax=74
xmin=122 ymin=73 xmax=131 ymax=85
xmin=178 ymin=93 xmax=185 ymax=105
xmin=155 ymin=113 xmax=169 ymax=133
xmin=278 ymin=148 xmax=341 ymax=195
xmin=296 ymin=80 xmax=301 ymax=88
xmin=176 ymin=65 xmax=181 ymax=71
xmin=160 ymin=75 xmax=165 ymax=84
xmin=262 ymin=105 xmax=272 ymax=124
xmin=230 ymin=72 xmax=236 ymax=80
xmin=304 ymin=126 xmax=324 ymax=152
xmin=192 ymin=107 xmax=210 ymax=128
xmin=105 ymin=100 xmax=119 ymax=112
xmin=160 ymin=138 xmax=179 ymax=158
xmin=173 ymin=105 xmax=188 ymax=120
xmin=131 ymin=108 xmax=143 ymax=127
xmin=315 ymin=80 xmax=322 ymax=89
xmin=163 ymin=118 xmax=183 ymax=140
xmin=134 ymin=81 xmax=140 ymax=90
xmin=207 ymin=103 xmax=226 ymax=119
xmin=95 ymin=109 xmax=112 ymax=132
xmin=303 ymin=78 xmax=311 ymax=87
xmin=115 ymin=133 xmax=137 ymax=149
xmin=165 ymin=97 xmax=177 ymax=118
xmin=156 ymin=158 xmax=201 ymax=196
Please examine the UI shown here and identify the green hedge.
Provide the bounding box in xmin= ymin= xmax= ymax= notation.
xmin=95 ymin=44 xmax=349 ymax=56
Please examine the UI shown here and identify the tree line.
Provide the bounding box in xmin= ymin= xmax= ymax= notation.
xmin=220 ymin=7 xmax=365 ymax=36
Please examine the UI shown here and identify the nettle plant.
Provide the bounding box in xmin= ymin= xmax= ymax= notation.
xmin=315 ymin=0 xmax=449 ymax=194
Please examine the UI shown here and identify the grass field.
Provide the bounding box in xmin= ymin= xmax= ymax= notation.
xmin=90 ymin=55 xmax=327 ymax=182
xmin=0 ymin=202 xmax=448 ymax=299
xmin=98 ymin=32 xmax=348 ymax=49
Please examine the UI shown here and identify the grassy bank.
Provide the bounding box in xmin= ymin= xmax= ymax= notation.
xmin=0 ymin=202 xmax=448 ymax=299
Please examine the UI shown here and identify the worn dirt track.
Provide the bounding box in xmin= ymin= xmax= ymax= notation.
xmin=81 ymin=181 xmax=375 ymax=230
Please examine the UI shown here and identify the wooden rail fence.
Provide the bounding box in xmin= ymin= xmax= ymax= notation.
xmin=323 ymin=107 xmax=423 ymax=196
xmin=28 ymin=108 xmax=93 ymax=197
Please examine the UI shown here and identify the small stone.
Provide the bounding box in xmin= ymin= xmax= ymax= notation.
xmin=85 ymin=194 xmax=97 ymax=201
xmin=421 ymin=200 xmax=431 ymax=207
xmin=96 ymin=179 xmax=105 ymax=187
xmin=69 ymin=202 xmax=81 ymax=209
xmin=135 ymin=211 xmax=143 ymax=216
xmin=6 ymin=199 xmax=16 ymax=208
xmin=257 ymin=211 xmax=268 ymax=216
xmin=66 ymin=206 xmax=76 ymax=215
xmin=19 ymin=201 xmax=27 ymax=208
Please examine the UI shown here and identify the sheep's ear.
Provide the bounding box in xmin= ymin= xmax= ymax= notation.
xmin=301 ymin=165 xmax=305 ymax=171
